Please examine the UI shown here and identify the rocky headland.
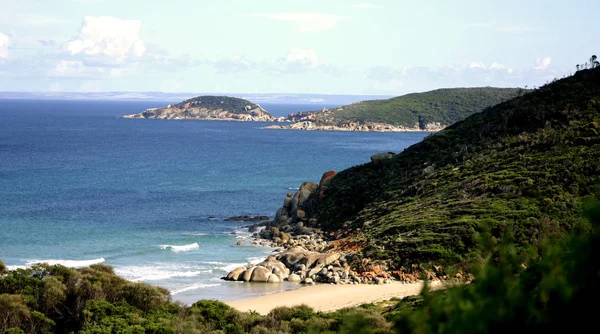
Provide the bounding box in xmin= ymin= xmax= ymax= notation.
xmin=264 ymin=87 xmax=524 ymax=132
xmin=224 ymin=154 xmax=468 ymax=286
xmin=123 ymin=95 xmax=285 ymax=122
xmin=264 ymin=120 xmax=445 ymax=132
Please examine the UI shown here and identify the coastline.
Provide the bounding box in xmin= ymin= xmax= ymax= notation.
xmin=225 ymin=281 xmax=430 ymax=315
xmin=263 ymin=122 xmax=443 ymax=133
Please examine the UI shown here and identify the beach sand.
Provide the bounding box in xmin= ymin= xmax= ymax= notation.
xmin=225 ymin=281 xmax=427 ymax=315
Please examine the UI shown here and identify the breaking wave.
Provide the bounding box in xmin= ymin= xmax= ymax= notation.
xmin=170 ymin=283 xmax=222 ymax=295
xmin=114 ymin=264 xmax=210 ymax=282
xmin=159 ymin=242 xmax=199 ymax=252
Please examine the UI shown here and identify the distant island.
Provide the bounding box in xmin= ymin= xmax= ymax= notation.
xmin=266 ymin=87 xmax=524 ymax=132
xmin=123 ymin=95 xmax=282 ymax=122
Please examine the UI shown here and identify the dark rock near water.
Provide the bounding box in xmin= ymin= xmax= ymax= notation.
xmin=226 ymin=215 xmax=270 ymax=222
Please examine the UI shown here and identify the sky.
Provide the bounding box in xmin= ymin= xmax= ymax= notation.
xmin=0 ymin=0 xmax=598 ymax=95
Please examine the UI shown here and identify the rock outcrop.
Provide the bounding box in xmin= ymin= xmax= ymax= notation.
xmin=225 ymin=215 xmax=270 ymax=222
xmin=123 ymin=95 xmax=284 ymax=122
xmin=265 ymin=121 xmax=445 ymax=132
xmin=224 ymin=168 xmax=462 ymax=285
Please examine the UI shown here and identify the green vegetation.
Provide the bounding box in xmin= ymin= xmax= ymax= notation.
xmin=3 ymin=65 xmax=600 ymax=334
xmin=176 ymin=96 xmax=261 ymax=114
xmin=307 ymin=87 xmax=524 ymax=128
xmin=316 ymin=68 xmax=600 ymax=269
xmin=1 ymin=200 xmax=599 ymax=333
xmin=576 ymin=54 xmax=599 ymax=71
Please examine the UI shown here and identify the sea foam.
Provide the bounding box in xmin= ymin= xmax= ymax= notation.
xmin=115 ymin=264 xmax=209 ymax=282
xmin=170 ymin=283 xmax=221 ymax=295
xmin=159 ymin=242 xmax=199 ymax=252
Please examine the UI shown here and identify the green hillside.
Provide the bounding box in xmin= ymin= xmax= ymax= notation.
xmin=311 ymin=87 xmax=525 ymax=128
xmin=314 ymin=68 xmax=600 ymax=267
xmin=175 ymin=95 xmax=261 ymax=114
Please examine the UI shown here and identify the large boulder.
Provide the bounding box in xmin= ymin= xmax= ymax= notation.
xmin=315 ymin=253 xmax=341 ymax=267
xmin=242 ymin=266 xmax=256 ymax=282
xmin=291 ymin=198 xmax=299 ymax=214
xmin=276 ymin=247 xmax=310 ymax=267
xmin=299 ymin=182 xmax=318 ymax=193
xmin=226 ymin=267 xmax=246 ymax=281
xmin=301 ymin=277 xmax=315 ymax=285
xmin=258 ymin=259 xmax=288 ymax=279
xmin=250 ymin=266 xmax=273 ymax=282
xmin=275 ymin=207 xmax=289 ymax=224
xmin=283 ymin=197 xmax=292 ymax=209
xmin=319 ymin=171 xmax=337 ymax=187
xmin=267 ymin=274 xmax=280 ymax=283
xmin=297 ymin=190 xmax=313 ymax=206
xmin=370 ymin=152 xmax=395 ymax=163
xmin=288 ymin=273 xmax=301 ymax=282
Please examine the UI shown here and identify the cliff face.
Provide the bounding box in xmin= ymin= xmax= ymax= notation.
xmin=123 ymin=95 xmax=278 ymax=122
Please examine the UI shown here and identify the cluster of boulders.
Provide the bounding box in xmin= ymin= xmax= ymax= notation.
xmin=225 ymin=247 xmax=390 ymax=285
xmin=265 ymin=121 xmax=446 ymax=132
xmin=225 ymin=256 xmax=290 ymax=283
xmin=254 ymin=229 xmax=329 ymax=252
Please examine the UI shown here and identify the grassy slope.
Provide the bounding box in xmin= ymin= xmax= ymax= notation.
xmin=314 ymin=87 xmax=524 ymax=128
xmin=176 ymin=95 xmax=262 ymax=114
xmin=316 ymin=69 xmax=600 ymax=268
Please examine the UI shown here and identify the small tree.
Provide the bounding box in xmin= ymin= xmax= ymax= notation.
xmin=592 ymin=55 xmax=599 ymax=68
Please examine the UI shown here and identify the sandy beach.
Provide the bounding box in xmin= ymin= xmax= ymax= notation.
xmin=225 ymin=281 xmax=427 ymax=315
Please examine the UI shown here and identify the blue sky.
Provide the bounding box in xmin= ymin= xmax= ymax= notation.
xmin=0 ymin=0 xmax=598 ymax=95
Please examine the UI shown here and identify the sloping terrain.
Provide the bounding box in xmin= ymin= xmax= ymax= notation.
xmin=315 ymin=69 xmax=600 ymax=267
xmin=292 ymin=87 xmax=524 ymax=129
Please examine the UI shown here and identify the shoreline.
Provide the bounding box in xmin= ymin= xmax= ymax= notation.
xmin=263 ymin=124 xmax=440 ymax=133
xmin=122 ymin=116 xmax=439 ymax=132
xmin=225 ymin=281 xmax=429 ymax=315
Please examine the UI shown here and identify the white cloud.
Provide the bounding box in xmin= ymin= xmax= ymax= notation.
xmin=469 ymin=62 xmax=486 ymax=69
xmin=213 ymin=55 xmax=255 ymax=73
xmin=534 ymin=57 xmax=552 ymax=70
xmin=464 ymin=21 xmax=541 ymax=33
xmin=63 ymin=16 xmax=146 ymax=62
xmin=490 ymin=62 xmax=506 ymax=69
xmin=52 ymin=60 xmax=125 ymax=78
xmin=245 ymin=12 xmax=351 ymax=33
xmin=351 ymin=3 xmax=384 ymax=9
xmin=0 ymin=32 xmax=9 ymax=58
xmin=469 ymin=62 xmax=511 ymax=71
xmin=283 ymin=49 xmax=326 ymax=69
xmin=208 ymin=49 xmax=340 ymax=75
xmin=366 ymin=59 xmax=566 ymax=95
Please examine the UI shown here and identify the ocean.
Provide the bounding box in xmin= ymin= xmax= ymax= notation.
xmin=0 ymin=99 xmax=430 ymax=304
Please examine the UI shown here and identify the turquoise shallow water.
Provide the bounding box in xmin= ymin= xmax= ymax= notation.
xmin=0 ymin=99 xmax=430 ymax=303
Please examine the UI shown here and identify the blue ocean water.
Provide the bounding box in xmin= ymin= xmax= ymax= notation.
xmin=0 ymin=99 xmax=429 ymax=303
